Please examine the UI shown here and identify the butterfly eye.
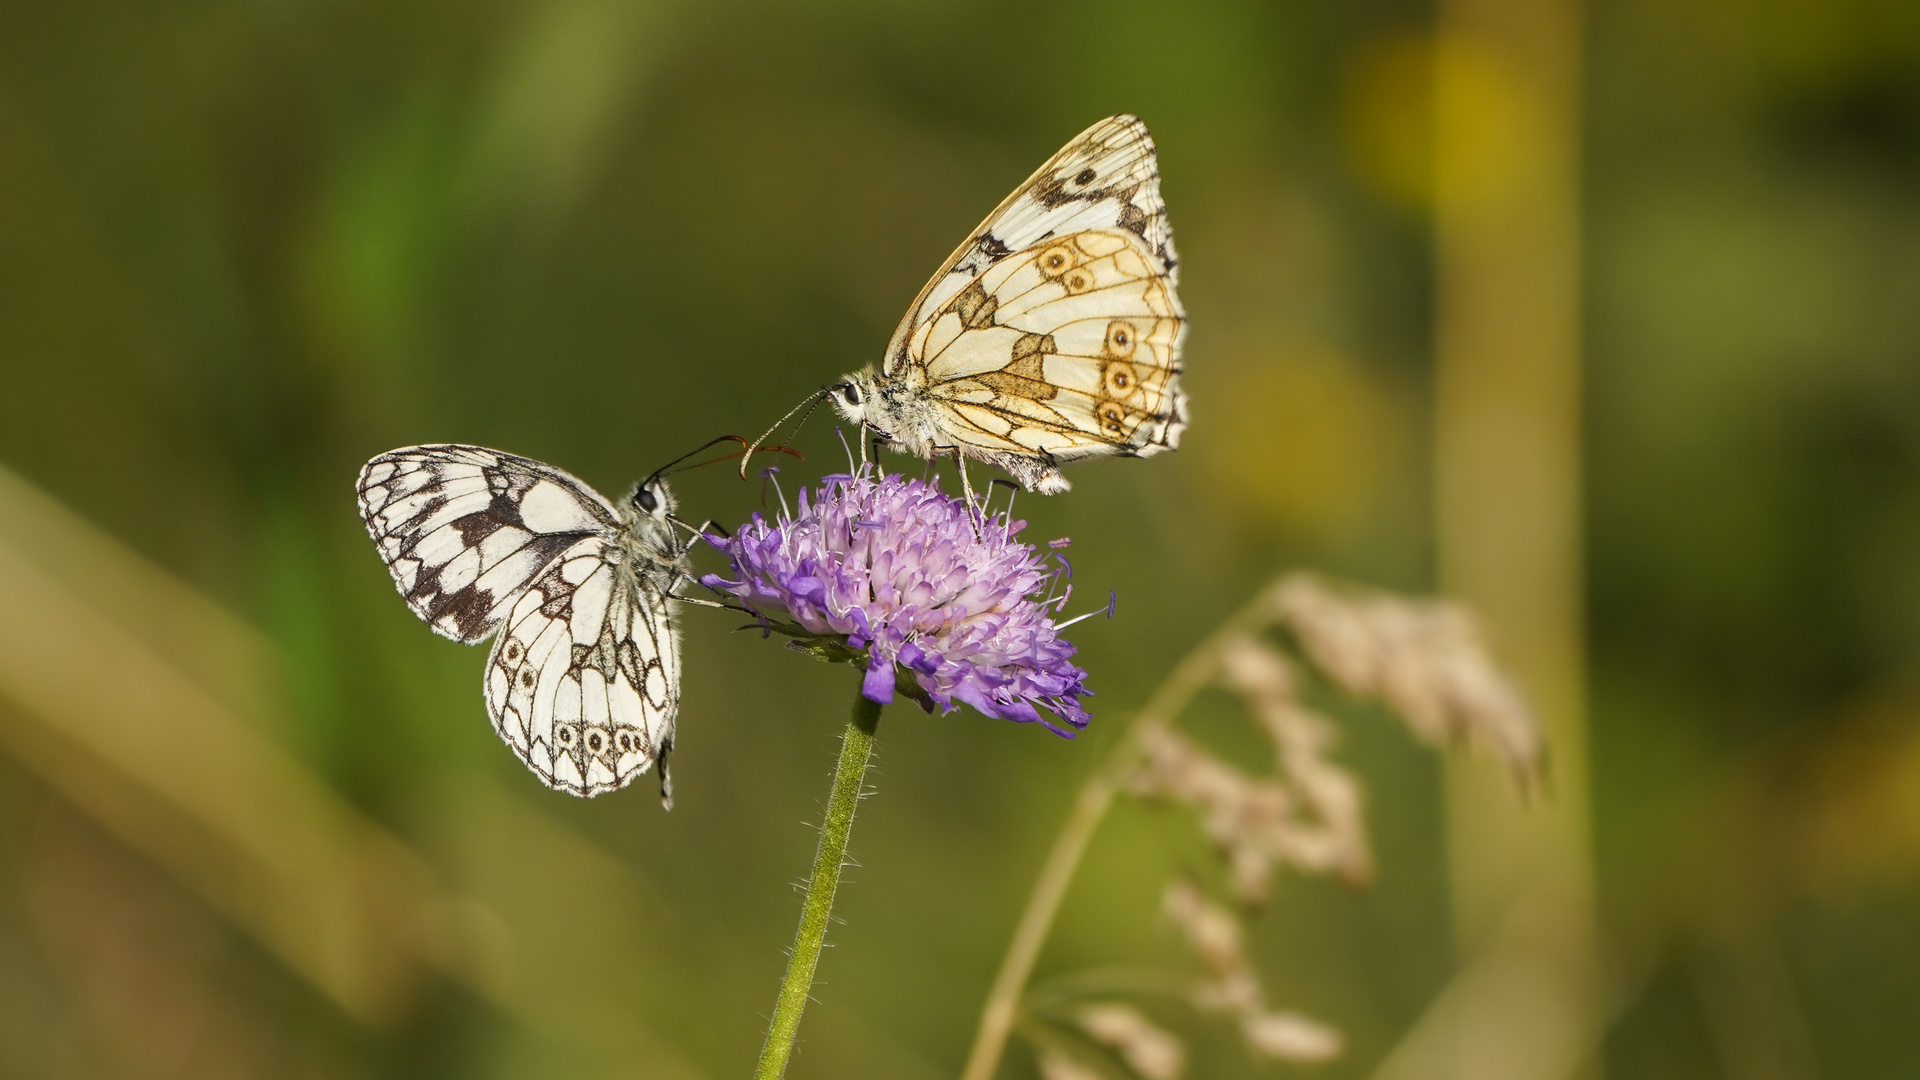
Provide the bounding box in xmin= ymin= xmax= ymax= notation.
xmin=839 ymin=382 xmax=863 ymax=406
xmin=635 ymin=486 xmax=659 ymax=513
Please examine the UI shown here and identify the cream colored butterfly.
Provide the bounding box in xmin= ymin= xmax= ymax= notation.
xmin=768 ymin=115 xmax=1186 ymax=496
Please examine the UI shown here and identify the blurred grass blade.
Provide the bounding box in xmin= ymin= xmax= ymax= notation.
xmin=0 ymin=462 xmax=713 ymax=1076
xmin=425 ymin=776 xmax=711 ymax=1080
xmin=0 ymin=466 xmax=698 ymax=1076
xmin=0 ymin=463 xmax=451 ymax=1021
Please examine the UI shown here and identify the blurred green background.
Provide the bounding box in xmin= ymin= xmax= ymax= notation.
xmin=4 ymin=0 xmax=1920 ymax=1077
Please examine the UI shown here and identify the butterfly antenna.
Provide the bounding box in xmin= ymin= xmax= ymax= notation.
xmin=645 ymin=435 xmax=753 ymax=490
xmin=682 ymin=442 xmax=803 ymax=476
xmin=742 ymin=392 xmax=830 ymax=480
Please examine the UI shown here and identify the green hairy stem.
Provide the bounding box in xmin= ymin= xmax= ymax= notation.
xmin=754 ymin=691 xmax=882 ymax=1080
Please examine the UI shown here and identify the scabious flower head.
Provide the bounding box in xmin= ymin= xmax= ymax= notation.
xmin=702 ymin=468 xmax=1094 ymax=734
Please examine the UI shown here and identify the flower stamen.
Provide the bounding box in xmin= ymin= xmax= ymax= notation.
xmin=761 ymin=465 xmax=792 ymax=519
xmin=1054 ymin=591 xmax=1118 ymax=631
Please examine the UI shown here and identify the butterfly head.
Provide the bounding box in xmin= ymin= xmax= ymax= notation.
xmin=828 ymin=368 xmax=883 ymax=428
xmin=627 ymin=477 xmax=676 ymax=523
xmin=625 ymin=477 xmax=685 ymax=560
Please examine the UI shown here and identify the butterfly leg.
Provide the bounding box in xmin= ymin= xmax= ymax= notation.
xmin=945 ymin=447 xmax=984 ymax=519
xmin=668 ymin=515 xmax=724 ymax=545
xmin=663 ymin=559 xmax=738 ymax=610
xmin=651 ymin=551 xmax=736 ymax=610
xmin=669 ymin=592 xmax=734 ymax=610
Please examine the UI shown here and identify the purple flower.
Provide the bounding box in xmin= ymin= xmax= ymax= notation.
xmin=702 ymin=468 xmax=1093 ymax=735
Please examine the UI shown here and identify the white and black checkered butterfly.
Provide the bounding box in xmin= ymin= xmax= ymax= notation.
xmin=357 ymin=445 xmax=687 ymax=804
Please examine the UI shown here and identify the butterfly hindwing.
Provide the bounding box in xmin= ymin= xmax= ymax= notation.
xmin=913 ymin=228 xmax=1183 ymax=457
xmin=485 ymin=541 xmax=680 ymax=797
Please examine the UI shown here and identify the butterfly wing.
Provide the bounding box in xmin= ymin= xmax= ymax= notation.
xmin=485 ymin=542 xmax=680 ymax=797
xmin=913 ymin=228 xmax=1184 ymax=460
xmin=880 ymin=116 xmax=1186 ymax=490
xmin=356 ymin=445 xmax=622 ymax=643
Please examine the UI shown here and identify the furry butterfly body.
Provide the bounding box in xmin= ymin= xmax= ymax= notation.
xmin=831 ymin=115 xmax=1187 ymax=494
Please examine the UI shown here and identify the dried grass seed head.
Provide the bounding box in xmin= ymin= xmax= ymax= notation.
xmin=1269 ymin=574 xmax=1544 ymax=785
xmin=1075 ymin=1003 xmax=1187 ymax=1080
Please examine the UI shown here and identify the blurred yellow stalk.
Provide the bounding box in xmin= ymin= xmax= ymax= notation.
xmin=1416 ymin=0 xmax=1603 ymax=1076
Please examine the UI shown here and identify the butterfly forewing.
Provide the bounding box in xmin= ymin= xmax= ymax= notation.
xmin=358 ymin=444 xmax=682 ymax=799
xmin=883 ymin=115 xmax=1179 ymax=377
xmin=357 ymin=446 xmax=623 ymax=643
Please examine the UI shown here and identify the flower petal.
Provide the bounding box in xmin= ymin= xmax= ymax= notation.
xmin=861 ymin=653 xmax=896 ymax=704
